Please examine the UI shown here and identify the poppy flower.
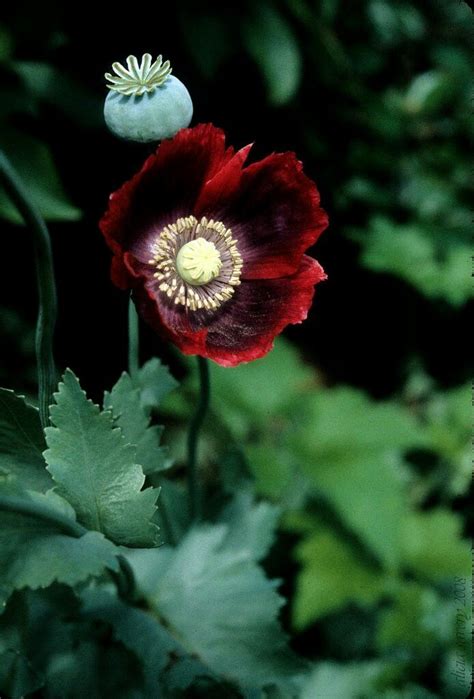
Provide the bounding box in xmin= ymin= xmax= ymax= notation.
xmin=100 ymin=123 xmax=328 ymax=366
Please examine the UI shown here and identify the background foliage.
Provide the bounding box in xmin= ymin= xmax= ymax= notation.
xmin=0 ymin=0 xmax=472 ymax=697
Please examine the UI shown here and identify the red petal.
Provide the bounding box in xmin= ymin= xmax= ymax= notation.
xmin=99 ymin=124 xmax=236 ymax=270
xmin=195 ymin=143 xmax=253 ymax=215
xmin=201 ymin=256 xmax=326 ymax=365
xmin=110 ymin=254 xmax=132 ymax=290
xmin=135 ymin=256 xmax=325 ymax=366
xmin=132 ymin=283 xmax=208 ymax=356
xmin=218 ymin=152 xmax=328 ymax=280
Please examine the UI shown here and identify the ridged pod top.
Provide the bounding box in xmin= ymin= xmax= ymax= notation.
xmin=105 ymin=54 xmax=172 ymax=96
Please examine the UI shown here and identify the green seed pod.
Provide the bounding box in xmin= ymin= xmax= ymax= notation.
xmin=104 ymin=54 xmax=193 ymax=143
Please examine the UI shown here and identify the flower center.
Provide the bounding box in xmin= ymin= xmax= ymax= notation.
xmin=149 ymin=215 xmax=243 ymax=312
xmin=176 ymin=237 xmax=222 ymax=286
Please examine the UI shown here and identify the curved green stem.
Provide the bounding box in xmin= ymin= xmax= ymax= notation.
xmin=112 ymin=555 xmax=140 ymax=603
xmin=128 ymin=295 xmax=139 ymax=379
xmin=0 ymin=151 xmax=57 ymax=429
xmin=0 ymin=494 xmax=139 ymax=603
xmin=157 ymin=496 xmax=177 ymax=546
xmin=187 ymin=356 xmax=210 ymax=521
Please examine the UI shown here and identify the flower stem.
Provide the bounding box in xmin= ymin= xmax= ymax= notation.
xmin=0 ymin=151 xmax=57 ymax=429
xmin=187 ymin=356 xmax=210 ymax=521
xmin=157 ymin=495 xmax=177 ymax=546
xmin=111 ymin=554 xmax=140 ymax=603
xmin=0 ymin=494 xmax=139 ymax=603
xmin=128 ymin=295 xmax=139 ymax=379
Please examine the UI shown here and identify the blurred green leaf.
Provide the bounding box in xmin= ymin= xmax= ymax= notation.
xmin=104 ymin=371 xmax=168 ymax=476
xmin=128 ymin=523 xmax=305 ymax=692
xmin=358 ymin=217 xmax=471 ymax=305
xmin=404 ymin=71 xmax=456 ymax=115
xmin=13 ymin=62 xmax=102 ymax=129
xmin=377 ymin=582 xmax=456 ymax=656
xmin=0 ymin=587 xmax=142 ymax=699
xmin=423 ymin=384 xmax=470 ymax=495
xmin=300 ymin=660 xmax=388 ymax=698
xmin=0 ymin=587 xmax=80 ymax=698
xmin=208 ymin=339 xmax=315 ymax=436
xmin=368 ymin=1 xmax=401 ymax=45
xmin=368 ymin=1 xmax=424 ymax=45
xmin=342 ymin=176 xmax=393 ymax=207
xmin=246 ymin=441 xmax=295 ymax=502
xmin=0 ymin=649 xmax=42 ymax=698
xmin=293 ymin=529 xmax=386 ymax=629
xmin=292 ymin=386 xmax=422 ymax=458
xmin=0 ymin=388 xmax=52 ymax=492
xmin=400 ymin=509 xmax=471 ymax=581
xmin=397 ymin=154 xmax=470 ymax=236
xmin=45 ymin=637 xmax=142 ymax=698
xmin=44 ymin=370 xmax=159 ymax=547
xmin=243 ymin=3 xmax=302 ymax=105
xmin=81 ymin=588 xmax=206 ymax=697
xmin=134 ymin=357 xmax=178 ymax=412
xmin=0 ymin=127 xmax=81 ymax=223
xmin=219 ymin=490 xmax=280 ymax=561
xmin=432 ymin=45 xmax=472 ymax=83
xmin=289 ymin=387 xmax=422 ymax=567
xmin=398 ymin=5 xmax=425 ymax=40
xmin=165 ymin=339 xmax=315 ymax=440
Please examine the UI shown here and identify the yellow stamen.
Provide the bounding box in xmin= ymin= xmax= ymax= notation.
xmin=149 ymin=215 xmax=242 ymax=311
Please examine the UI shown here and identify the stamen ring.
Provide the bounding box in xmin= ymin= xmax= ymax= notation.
xmin=148 ymin=215 xmax=243 ymax=311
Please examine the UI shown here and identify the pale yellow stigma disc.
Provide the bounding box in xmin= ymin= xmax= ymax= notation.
xmin=176 ymin=237 xmax=222 ymax=286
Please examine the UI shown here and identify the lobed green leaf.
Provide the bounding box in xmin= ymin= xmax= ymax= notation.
xmin=128 ymin=523 xmax=306 ymax=692
xmin=104 ymin=371 xmax=168 ymax=475
xmin=0 ymin=482 xmax=119 ymax=607
xmin=293 ymin=529 xmax=386 ymax=629
xmin=0 ymin=388 xmax=52 ymax=492
xmin=44 ymin=370 xmax=159 ymax=547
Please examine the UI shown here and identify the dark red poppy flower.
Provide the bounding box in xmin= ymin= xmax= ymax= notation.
xmin=100 ymin=123 xmax=328 ymax=366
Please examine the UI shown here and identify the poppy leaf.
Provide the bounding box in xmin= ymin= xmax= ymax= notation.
xmin=44 ymin=370 xmax=160 ymax=547
xmin=134 ymin=358 xmax=178 ymax=412
xmin=104 ymin=371 xmax=169 ymax=476
xmin=127 ymin=523 xmax=307 ymax=692
xmin=0 ymin=481 xmax=119 ymax=607
xmin=0 ymin=388 xmax=52 ymax=492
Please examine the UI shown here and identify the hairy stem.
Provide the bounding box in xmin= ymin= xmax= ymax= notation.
xmin=187 ymin=356 xmax=210 ymax=521
xmin=0 ymin=151 xmax=57 ymax=429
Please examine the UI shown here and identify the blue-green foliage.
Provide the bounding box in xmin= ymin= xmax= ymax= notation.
xmin=162 ymin=338 xmax=471 ymax=697
xmin=0 ymin=363 xmax=308 ymax=697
